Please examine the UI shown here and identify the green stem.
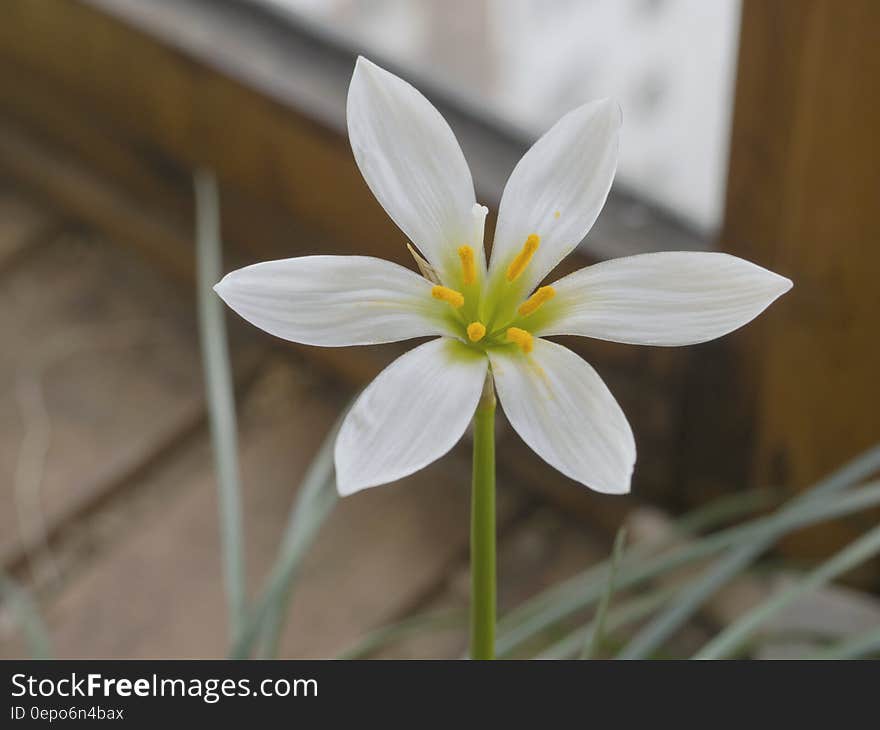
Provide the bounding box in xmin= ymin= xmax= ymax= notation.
xmin=470 ymin=377 xmax=496 ymax=660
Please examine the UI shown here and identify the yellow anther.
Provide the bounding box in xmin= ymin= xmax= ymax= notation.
xmin=553 ymin=210 xmax=561 ymax=219
xmin=506 ymin=234 xmax=540 ymax=282
xmin=517 ymin=286 xmax=556 ymax=317
xmin=466 ymin=322 xmax=486 ymax=342
xmin=458 ymin=245 xmax=477 ymax=286
xmin=506 ymin=327 xmax=534 ymax=354
xmin=431 ymin=285 xmax=464 ymax=309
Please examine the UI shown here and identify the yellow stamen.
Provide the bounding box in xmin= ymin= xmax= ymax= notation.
xmin=506 ymin=327 xmax=534 ymax=354
xmin=431 ymin=285 xmax=464 ymax=309
xmin=467 ymin=321 xmax=486 ymax=342
xmin=458 ymin=245 xmax=477 ymax=286
xmin=506 ymin=234 xmax=540 ymax=282
xmin=553 ymin=210 xmax=561 ymax=219
xmin=517 ymin=286 xmax=556 ymax=317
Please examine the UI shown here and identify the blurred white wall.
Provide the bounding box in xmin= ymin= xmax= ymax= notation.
xmin=257 ymin=0 xmax=741 ymax=232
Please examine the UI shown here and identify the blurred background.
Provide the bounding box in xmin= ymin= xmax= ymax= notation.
xmin=0 ymin=0 xmax=877 ymax=659
xmin=267 ymin=0 xmax=740 ymax=230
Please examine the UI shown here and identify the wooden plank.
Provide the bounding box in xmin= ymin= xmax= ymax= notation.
xmin=0 ymin=0 xmax=415 ymax=272
xmin=13 ymin=362 xmax=525 ymax=659
xmin=0 ymin=58 xmax=318 ymax=274
xmin=0 ymin=118 xmax=195 ymax=284
xmin=685 ymin=1 xmax=880 ymax=563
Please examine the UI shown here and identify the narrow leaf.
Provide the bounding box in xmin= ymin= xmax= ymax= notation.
xmin=581 ymin=526 xmax=627 ymax=659
xmin=497 ymin=477 xmax=880 ymax=657
xmin=230 ymin=409 xmax=347 ymax=659
xmin=0 ymin=572 xmax=52 ymax=659
xmin=695 ymin=521 xmax=880 ymax=659
xmin=617 ymin=446 xmax=880 ymax=660
xmin=195 ymin=169 xmax=246 ymax=638
xmin=806 ymin=626 xmax=880 ymax=660
xmin=337 ymin=610 xmax=465 ymax=660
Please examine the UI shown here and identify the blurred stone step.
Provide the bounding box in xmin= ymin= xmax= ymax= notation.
xmin=0 ymin=228 xmax=261 ymax=580
xmin=3 ymin=360 xmax=525 ymax=658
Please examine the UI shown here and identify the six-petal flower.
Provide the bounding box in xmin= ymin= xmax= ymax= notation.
xmin=215 ymin=57 xmax=792 ymax=497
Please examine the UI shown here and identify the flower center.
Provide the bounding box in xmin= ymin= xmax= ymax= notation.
xmin=423 ymin=232 xmax=560 ymax=355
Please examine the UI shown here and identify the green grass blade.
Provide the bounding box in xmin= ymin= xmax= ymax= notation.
xmin=230 ymin=474 xmax=335 ymax=659
xmin=695 ymin=521 xmax=880 ymax=660
xmin=580 ymin=526 xmax=627 ymax=659
xmin=0 ymin=572 xmax=52 ymax=659
xmin=256 ymin=416 xmax=342 ymax=658
xmin=672 ymin=488 xmax=779 ymax=536
xmin=194 ymin=169 xmax=246 ymax=639
xmin=497 ymin=479 xmax=880 ymax=657
xmin=538 ymin=588 xmax=676 ymax=660
xmin=337 ymin=609 xmax=466 ymax=660
xmin=497 ymin=485 xmax=779 ymax=646
xmin=230 ymin=411 xmax=345 ymax=659
xmin=806 ymin=626 xmax=880 ymax=660
xmin=616 ymin=446 xmax=880 ymax=660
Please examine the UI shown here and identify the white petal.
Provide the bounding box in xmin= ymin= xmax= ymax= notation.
xmin=215 ymin=255 xmax=452 ymax=347
xmin=347 ymin=57 xmax=477 ymax=281
xmin=488 ymin=98 xmax=620 ymax=295
xmin=539 ymin=252 xmax=793 ymax=346
xmin=335 ymin=338 xmax=488 ymax=495
xmin=489 ymin=339 xmax=634 ymax=494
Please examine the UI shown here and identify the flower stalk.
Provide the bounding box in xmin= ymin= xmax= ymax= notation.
xmin=470 ymin=376 xmax=496 ymax=660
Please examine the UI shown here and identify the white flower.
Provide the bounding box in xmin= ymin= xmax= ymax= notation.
xmin=215 ymin=57 xmax=792 ymax=497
